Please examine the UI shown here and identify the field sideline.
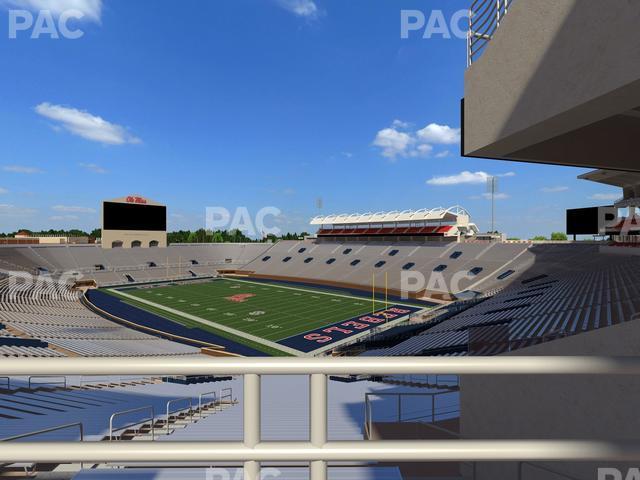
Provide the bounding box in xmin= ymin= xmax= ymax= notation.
xmin=107 ymin=278 xmax=429 ymax=356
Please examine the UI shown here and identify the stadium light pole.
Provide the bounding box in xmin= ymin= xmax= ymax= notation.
xmin=487 ymin=176 xmax=498 ymax=233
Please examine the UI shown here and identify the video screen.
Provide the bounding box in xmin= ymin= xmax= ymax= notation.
xmin=566 ymin=206 xmax=615 ymax=235
xmin=103 ymin=202 xmax=166 ymax=231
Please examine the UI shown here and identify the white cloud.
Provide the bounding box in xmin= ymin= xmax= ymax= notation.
xmin=35 ymin=103 xmax=141 ymax=145
xmin=427 ymin=170 xmax=516 ymax=186
xmin=391 ymin=119 xmax=411 ymax=130
xmin=0 ymin=187 xmax=8 ymax=194
xmin=0 ymin=204 xmax=37 ymax=217
xmin=78 ymin=162 xmax=108 ymax=174
xmin=373 ymin=121 xmax=461 ymax=160
xmin=416 ymin=123 xmax=461 ymax=145
xmin=50 ymin=214 xmax=80 ymax=221
xmin=435 ymin=150 xmax=451 ymax=158
xmin=51 ymin=205 xmax=96 ymax=214
xmin=275 ymin=0 xmax=319 ymax=18
xmin=3 ymin=165 xmax=44 ymax=174
xmin=541 ymin=186 xmax=569 ymax=193
xmin=373 ymin=127 xmax=415 ymax=160
xmin=0 ymin=0 xmax=102 ymax=21
xmin=415 ymin=143 xmax=433 ymax=156
xmin=341 ymin=152 xmax=353 ymax=158
xmin=589 ymin=193 xmax=620 ymax=201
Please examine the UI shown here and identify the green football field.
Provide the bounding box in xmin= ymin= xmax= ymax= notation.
xmin=106 ymin=278 xmax=426 ymax=356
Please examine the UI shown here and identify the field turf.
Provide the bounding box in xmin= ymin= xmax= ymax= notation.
xmin=107 ymin=278 xmax=419 ymax=355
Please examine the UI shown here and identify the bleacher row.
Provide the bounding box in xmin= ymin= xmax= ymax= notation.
xmin=0 ymin=276 xmax=80 ymax=303
xmin=363 ymin=254 xmax=640 ymax=356
xmin=1 ymin=240 xmax=594 ymax=298
xmin=0 ymin=345 xmax=66 ymax=357
xmin=0 ymin=243 xmax=272 ymax=286
xmin=2 ymin=239 xmax=634 ymax=360
xmin=0 ymin=239 xmax=542 ymax=296
xmin=0 ymin=276 xmax=201 ymax=358
xmin=240 ymin=240 xmax=535 ymax=296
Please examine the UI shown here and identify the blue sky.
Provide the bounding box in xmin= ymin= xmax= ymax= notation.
xmin=0 ymin=0 xmax=622 ymax=239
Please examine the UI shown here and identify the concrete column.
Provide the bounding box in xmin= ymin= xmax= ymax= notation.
xmin=310 ymin=373 xmax=328 ymax=480
xmin=244 ymin=374 xmax=261 ymax=480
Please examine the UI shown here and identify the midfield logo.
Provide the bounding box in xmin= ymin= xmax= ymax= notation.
xmin=225 ymin=293 xmax=256 ymax=303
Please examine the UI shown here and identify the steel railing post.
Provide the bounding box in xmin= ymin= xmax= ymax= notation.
xmin=244 ymin=374 xmax=261 ymax=480
xmin=310 ymin=373 xmax=327 ymax=480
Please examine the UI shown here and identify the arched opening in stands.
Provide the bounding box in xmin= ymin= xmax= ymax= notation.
xmin=149 ymin=240 xmax=159 ymax=248
xmin=112 ymin=241 xmax=123 ymax=248
xmin=131 ymin=240 xmax=142 ymax=248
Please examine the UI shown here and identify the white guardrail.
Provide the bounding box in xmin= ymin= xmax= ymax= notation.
xmin=468 ymin=0 xmax=513 ymax=67
xmin=2 ymin=356 xmax=640 ymax=480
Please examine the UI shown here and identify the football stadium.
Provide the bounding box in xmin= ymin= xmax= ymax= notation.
xmin=2 ymin=1 xmax=640 ymax=479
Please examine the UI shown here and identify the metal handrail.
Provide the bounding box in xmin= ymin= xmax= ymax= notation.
xmin=28 ymin=375 xmax=66 ymax=390
xmin=0 ymin=376 xmax=9 ymax=390
xmin=165 ymin=397 xmax=193 ymax=434
xmin=384 ymin=374 xmax=459 ymax=387
xmin=198 ymin=391 xmax=217 ymax=418
xmin=5 ymin=356 xmax=640 ymax=376
xmin=3 ymin=356 xmax=640 ymax=480
xmin=1 ymin=422 xmax=84 ymax=469
xmin=1 ymin=422 xmax=83 ymax=443
xmin=365 ymin=391 xmax=459 ymax=436
xmin=468 ymin=0 xmax=514 ymax=67
xmin=220 ymin=387 xmax=233 ymax=405
xmin=109 ymin=405 xmax=155 ymax=441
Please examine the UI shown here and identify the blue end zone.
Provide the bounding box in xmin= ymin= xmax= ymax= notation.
xmin=85 ymin=289 xmax=268 ymax=357
xmin=277 ymin=305 xmax=423 ymax=353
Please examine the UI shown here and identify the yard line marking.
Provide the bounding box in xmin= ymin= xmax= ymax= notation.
xmin=222 ymin=277 xmax=428 ymax=309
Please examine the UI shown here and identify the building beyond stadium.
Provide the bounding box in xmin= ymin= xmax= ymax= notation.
xmin=310 ymin=206 xmax=479 ymax=241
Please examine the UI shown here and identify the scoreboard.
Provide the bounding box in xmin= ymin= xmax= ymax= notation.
xmin=566 ymin=206 xmax=617 ymax=236
xmin=101 ymin=196 xmax=167 ymax=249
xmin=103 ymin=202 xmax=166 ymax=231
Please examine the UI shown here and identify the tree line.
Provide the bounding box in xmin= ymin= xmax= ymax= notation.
xmin=167 ymin=229 xmax=309 ymax=243
xmin=0 ymin=229 xmax=101 ymax=238
xmin=0 ymin=228 xmax=309 ymax=243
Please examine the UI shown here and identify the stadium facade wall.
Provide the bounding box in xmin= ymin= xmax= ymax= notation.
xmin=461 ymin=319 xmax=640 ymax=479
xmin=464 ymin=0 xmax=640 ymax=170
xmin=102 ymin=229 xmax=168 ymax=249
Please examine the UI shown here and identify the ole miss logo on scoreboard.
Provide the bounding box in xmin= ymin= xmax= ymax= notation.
xmin=278 ymin=304 xmax=422 ymax=353
xmin=125 ymin=196 xmax=148 ymax=204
